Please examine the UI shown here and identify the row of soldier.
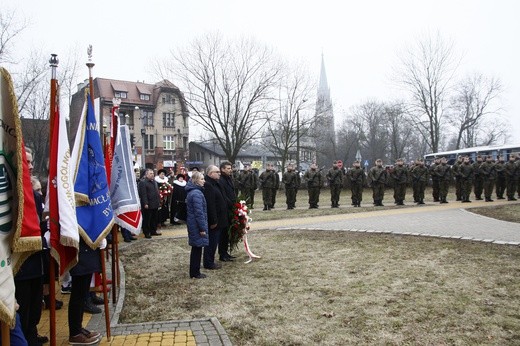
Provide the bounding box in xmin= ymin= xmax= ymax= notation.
xmin=231 ymin=154 xmax=520 ymax=209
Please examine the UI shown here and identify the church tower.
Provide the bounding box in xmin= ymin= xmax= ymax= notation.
xmin=314 ymin=54 xmax=336 ymax=168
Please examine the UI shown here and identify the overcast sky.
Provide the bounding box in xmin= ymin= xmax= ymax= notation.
xmin=4 ymin=0 xmax=520 ymax=144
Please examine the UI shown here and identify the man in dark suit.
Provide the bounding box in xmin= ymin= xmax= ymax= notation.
xmin=218 ymin=161 xmax=236 ymax=261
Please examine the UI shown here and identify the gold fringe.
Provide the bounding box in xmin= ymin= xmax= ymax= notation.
xmin=79 ymin=218 xmax=115 ymax=250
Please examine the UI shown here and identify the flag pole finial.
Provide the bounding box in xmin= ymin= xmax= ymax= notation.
xmin=49 ymin=54 xmax=59 ymax=79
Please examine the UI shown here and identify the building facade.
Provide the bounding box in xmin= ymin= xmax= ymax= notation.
xmin=70 ymin=78 xmax=189 ymax=170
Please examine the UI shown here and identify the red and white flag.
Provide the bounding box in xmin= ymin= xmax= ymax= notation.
xmin=45 ymin=82 xmax=79 ymax=276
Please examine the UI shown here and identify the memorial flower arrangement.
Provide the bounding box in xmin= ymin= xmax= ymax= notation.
xmin=158 ymin=182 xmax=173 ymax=201
xmin=229 ymin=200 xmax=251 ymax=249
xmin=229 ymin=200 xmax=261 ymax=263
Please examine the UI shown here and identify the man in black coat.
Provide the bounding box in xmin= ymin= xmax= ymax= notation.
xmin=218 ymin=161 xmax=236 ymax=261
xmin=138 ymin=169 xmax=161 ymax=238
xmin=203 ymin=165 xmax=229 ymax=269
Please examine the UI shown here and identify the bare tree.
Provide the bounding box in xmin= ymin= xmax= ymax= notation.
xmin=384 ymin=102 xmax=414 ymax=162
xmin=155 ymin=33 xmax=282 ymax=163
xmin=0 ymin=9 xmax=27 ymax=64
xmin=262 ymin=62 xmax=315 ymax=172
xmin=394 ymin=32 xmax=460 ymax=153
xmin=448 ymin=73 xmax=504 ymax=148
xmin=349 ymin=101 xmax=389 ymax=164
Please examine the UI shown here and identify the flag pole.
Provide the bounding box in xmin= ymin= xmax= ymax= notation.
xmin=109 ymin=100 xmax=121 ymax=304
xmin=1 ymin=321 xmax=10 ymax=345
xmin=86 ymin=45 xmax=111 ymax=340
xmin=48 ymin=53 xmax=59 ymax=346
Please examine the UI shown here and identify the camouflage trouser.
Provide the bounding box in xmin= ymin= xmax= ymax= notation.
xmin=241 ymin=188 xmax=254 ymax=208
xmin=285 ymin=188 xmax=296 ymax=208
xmin=330 ymin=185 xmax=342 ymax=204
xmin=506 ymin=178 xmax=517 ymax=199
xmin=483 ymin=179 xmax=495 ymax=199
xmin=271 ymin=188 xmax=277 ymax=207
xmin=248 ymin=188 xmax=256 ymax=207
xmin=308 ymin=187 xmax=321 ymax=207
xmin=372 ymin=182 xmax=385 ymax=202
xmin=439 ymin=180 xmax=450 ymax=200
xmin=495 ymin=176 xmax=506 ymax=198
xmin=432 ymin=179 xmax=440 ymax=201
xmin=461 ymin=179 xmax=472 ymax=201
xmin=413 ymin=181 xmax=426 ymax=202
xmin=455 ymin=177 xmax=462 ymax=200
xmin=393 ymin=183 xmax=407 ymax=203
xmin=474 ymin=177 xmax=484 ymax=199
xmin=262 ymin=188 xmax=273 ymax=206
xmin=351 ymin=183 xmax=363 ymax=204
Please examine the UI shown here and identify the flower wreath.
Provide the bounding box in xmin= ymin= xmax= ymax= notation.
xmin=228 ymin=200 xmax=260 ymax=263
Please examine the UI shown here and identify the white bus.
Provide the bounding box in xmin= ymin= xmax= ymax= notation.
xmin=424 ymin=143 xmax=520 ymax=165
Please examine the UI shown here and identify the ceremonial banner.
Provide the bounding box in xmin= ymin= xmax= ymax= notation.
xmin=45 ymin=84 xmax=79 ymax=276
xmin=71 ymin=93 xmax=114 ymax=248
xmin=110 ymin=125 xmax=142 ymax=234
xmin=0 ymin=68 xmax=42 ymax=326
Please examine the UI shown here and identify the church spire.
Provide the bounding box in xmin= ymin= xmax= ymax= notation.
xmin=318 ymin=53 xmax=331 ymax=102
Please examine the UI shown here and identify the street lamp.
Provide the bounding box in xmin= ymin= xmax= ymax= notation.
xmin=295 ymin=99 xmax=307 ymax=172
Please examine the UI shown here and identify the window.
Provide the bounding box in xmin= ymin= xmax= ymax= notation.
xmin=183 ymin=116 xmax=188 ymax=128
xmin=140 ymin=94 xmax=150 ymax=101
xmin=114 ymin=91 xmax=127 ymax=99
xmin=141 ymin=110 xmax=153 ymax=126
xmin=163 ymin=135 xmax=175 ymax=150
xmin=144 ymin=134 xmax=154 ymax=150
xmin=162 ymin=94 xmax=175 ymax=104
xmin=163 ymin=112 xmax=175 ymax=127
xmin=183 ymin=137 xmax=188 ymax=150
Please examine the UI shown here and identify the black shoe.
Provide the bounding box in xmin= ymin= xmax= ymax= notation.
xmin=84 ymin=300 xmax=102 ymax=314
xmin=476 ymin=197 xmax=483 ymax=200
xmin=145 ymin=233 xmax=152 ymax=239
xmin=90 ymin=293 xmax=104 ymax=305
xmin=191 ymin=273 xmax=207 ymax=279
xmin=37 ymin=335 xmax=49 ymax=343
xmin=204 ymin=263 xmax=222 ymax=270
xmin=123 ymin=238 xmax=132 ymax=243
xmin=151 ymin=231 xmax=162 ymax=236
xmin=61 ymin=283 xmax=72 ymax=294
xmin=43 ymin=296 xmax=62 ymax=310
xmin=219 ymin=256 xmax=233 ymax=262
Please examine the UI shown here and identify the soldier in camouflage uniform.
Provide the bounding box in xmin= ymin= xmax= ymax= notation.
xmin=452 ymin=155 xmax=463 ymax=201
xmin=390 ymin=158 xmax=409 ymax=205
xmin=429 ymin=157 xmax=441 ymax=202
xmin=505 ymin=155 xmax=518 ymax=201
xmin=304 ymin=163 xmax=323 ymax=209
xmin=259 ymin=163 xmax=277 ymax=210
xmin=326 ymin=161 xmax=344 ymax=208
xmin=495 ymin=156 xmax=506 ymax=199
xmin=459 ymin=156 xmax=474 ymax=203
xmin=480 ymin=155 xmax=496 ymax=202
xmin=411 ymin=158 xmax=429 ymax=205
xmin=347 ymin=160 xmax=365 ymax=207
xmin=270 ymin=167 xmax=280 ymax=209
xmin=282 ymin=163 xmax=299 ymax=209
xmin=516 ymin=154 xmax=520 ymax=199
xmin=238 ymin=164 xmax=258 ymax=209
xmin=368 ymin=159 xmax=387 ymax=206
xmin=472 ymin=155 xmax=484 ymax=200
xmin=232 ymin=164 xmax=241 ymax=196
xmin=434 ymin=157 xmax=451 ymax=203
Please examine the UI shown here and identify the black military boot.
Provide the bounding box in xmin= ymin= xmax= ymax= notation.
xmin=263 ymin=204 xmax=268 ymax=211
xmin=419 ymin=199 xmax=425 ymax=205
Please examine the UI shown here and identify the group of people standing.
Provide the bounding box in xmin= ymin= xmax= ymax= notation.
xmin=231 ymin=153 xmax=520 ymax=211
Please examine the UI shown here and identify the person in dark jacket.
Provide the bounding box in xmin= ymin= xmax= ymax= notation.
xmin=203 ymin=165 xmax=229 ymax=270
xmin=138 ymin=169 xmax=161 ymax=238
xmin=218 ymin=161 xmax=237 ymax=261
xmin=14 ymin=150 xmax=48 ymax=346
xmin=186 ymin=172 xmax=209 ymax=279
xmin=170 ymin=174 xmax=187 ymax=224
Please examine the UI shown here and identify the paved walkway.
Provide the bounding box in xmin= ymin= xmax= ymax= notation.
xmin=38 ymin=199 xmax=519 ymax=345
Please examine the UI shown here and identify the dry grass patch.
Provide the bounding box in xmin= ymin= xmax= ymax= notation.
xmin=469 ymin=204 xmax=520 ymax=223
xmin=120 ymin=231 xmax=520 ymax=345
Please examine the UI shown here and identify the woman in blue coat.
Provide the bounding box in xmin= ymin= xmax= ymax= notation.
xmin=185 ymin=171 xmax=209 ymax=278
